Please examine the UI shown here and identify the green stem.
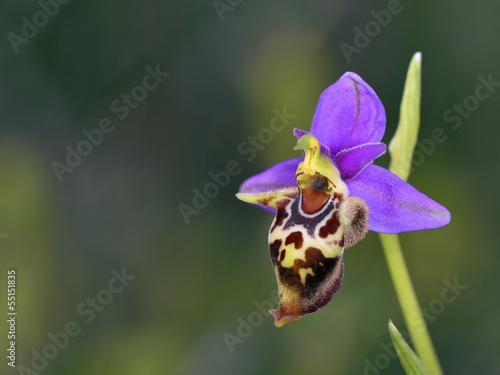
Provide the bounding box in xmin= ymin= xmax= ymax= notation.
xmin=379 ymin=233 xmax=443 ymax=375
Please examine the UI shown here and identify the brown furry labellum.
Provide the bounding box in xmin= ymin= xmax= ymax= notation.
xmin=237 ymin=172 xmax=369 ymax=327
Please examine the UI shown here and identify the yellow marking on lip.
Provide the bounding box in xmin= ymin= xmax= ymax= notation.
xmin=299 ymin=267 xmax=315 ymax=285
xmin=275 ymin=228 xmax=344 ymax=268
xmin=280 ymin=242 xmax=301 ymax=268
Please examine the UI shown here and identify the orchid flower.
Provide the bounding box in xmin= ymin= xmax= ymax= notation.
xmin=236 ymin=72 xmax=450 ymax=327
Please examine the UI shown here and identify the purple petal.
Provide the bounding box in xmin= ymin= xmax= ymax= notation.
xmin=335 ymin=143 xmax=386 ymax=181
xmin=239 ymin=158 xmax=301 ymax=214
xmin=310 ymin=72 xmax=386 ymax=155
xmin=239 ymin=158 xmax=300 ymax=193
xmin=347 ymin=165 xmax=451 ymax=233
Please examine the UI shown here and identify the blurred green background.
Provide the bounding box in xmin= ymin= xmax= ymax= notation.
xmin=1 ymin=1 xmax=499 ymax=374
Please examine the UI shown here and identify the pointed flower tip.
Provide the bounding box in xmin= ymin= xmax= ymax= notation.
xmin=340 ymin=71 xmax=363 ymax=83
xmin=438 ymin=206 xmax=451 ymax=227
xmin=269 ymin=309 xmax=302 ymax=328
xmin=425 ymin=199 xmax=451 ymax=229
xmin=235 ymin=192 xmax=247 ymax=202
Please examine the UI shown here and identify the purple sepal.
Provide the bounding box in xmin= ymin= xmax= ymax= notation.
xmin=309 ymin=72 xmax=386 ymax=155
xmin=346 ymin=165 xmax=451 ymax=233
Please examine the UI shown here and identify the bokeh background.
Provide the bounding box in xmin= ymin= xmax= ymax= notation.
xmin=1 ymin=1 xmax=499 ymax=374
